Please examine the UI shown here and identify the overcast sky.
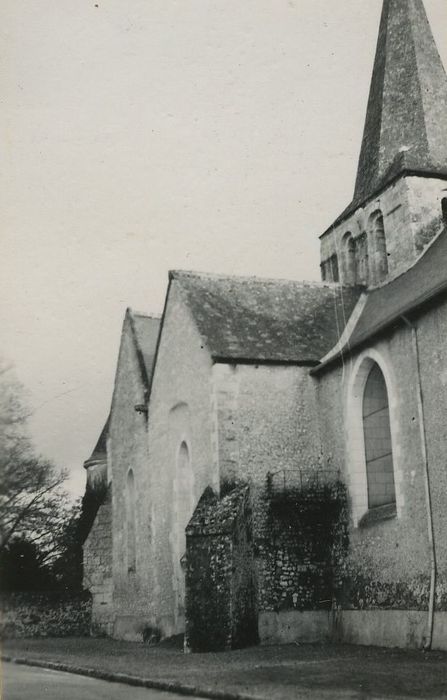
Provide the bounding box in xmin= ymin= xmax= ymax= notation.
xmin=2 ymin=0 xmax=446 ymax=498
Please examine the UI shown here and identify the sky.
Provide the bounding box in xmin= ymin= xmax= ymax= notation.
xmin=1 ymin=0 xmax=446 ymax=498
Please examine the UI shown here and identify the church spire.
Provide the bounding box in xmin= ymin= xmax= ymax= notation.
xmin=353 ymin=0 xmax=447 ymax=206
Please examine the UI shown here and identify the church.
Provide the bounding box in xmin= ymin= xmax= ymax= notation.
xmin=82 ymin=0 xmax=447 ymax=652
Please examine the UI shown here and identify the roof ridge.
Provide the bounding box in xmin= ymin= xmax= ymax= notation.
xmin=170 ymin=269 xmax=354 ymax=289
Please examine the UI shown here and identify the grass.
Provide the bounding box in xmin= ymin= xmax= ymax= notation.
xmin=2 ymin=637 xmax=447 ymax=699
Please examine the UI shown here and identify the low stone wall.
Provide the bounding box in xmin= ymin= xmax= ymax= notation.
xmin=334 ymin=609 xmax=447 ymax=651
xmin=0 ymin=591 xmax=92 ymax=638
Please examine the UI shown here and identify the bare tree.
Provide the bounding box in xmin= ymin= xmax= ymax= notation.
xmin=0 ymin=360 xmax=69 ymax=561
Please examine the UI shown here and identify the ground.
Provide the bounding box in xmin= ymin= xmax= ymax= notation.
xmin=3 ymin=638 xmax=447 ymax=699
xmin=3 ymin=663 xmax=202 ymax=700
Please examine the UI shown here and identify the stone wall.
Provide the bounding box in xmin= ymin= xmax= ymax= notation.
xmin=142 ymin=280 xmax=219 ymax=640
xmin=315 ymin=295 xmax=447 ymax=649
xmin=214 ymin=364 xmax=322 ymax=491
xmin=213 ymin=362 xmax=345 ymax=642
xmin=320 ymin=175 xmax=446 ymax=287
xmin=107 ymin=315 xmax=154 ymax=640
xmin=415 ymin=297 xmax=447 ymax=616
xmin=185 ymin=485 xmax=257 ymax=652
xmin=258 ymin=478 xmax=348 ymax=616
xmin=83 ymin=487 xmax=114 ymax=636
xmin=230 ymin=488 xmax=258 ymax=649
xmin=0 ymin=592 xmax=91 ymax=638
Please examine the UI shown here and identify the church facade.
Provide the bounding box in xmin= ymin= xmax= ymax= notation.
xmin=82 ymin=0 xmax=447 ymax=651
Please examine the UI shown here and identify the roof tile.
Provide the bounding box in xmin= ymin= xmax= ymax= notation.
xmin=172 ymin=271 xmax=361 ymax=363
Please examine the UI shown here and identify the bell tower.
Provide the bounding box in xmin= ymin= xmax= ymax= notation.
xmin=320 ymin=0 xmax=447 ymax=288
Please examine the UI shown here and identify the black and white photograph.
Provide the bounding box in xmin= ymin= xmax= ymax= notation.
xmin=1 ymin=0 xmax=447 ymax=698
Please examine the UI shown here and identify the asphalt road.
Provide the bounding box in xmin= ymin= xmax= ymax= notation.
xmin=2 ymin=662 xmax=203 ymax=700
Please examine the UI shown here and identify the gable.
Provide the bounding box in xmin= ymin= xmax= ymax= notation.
xmin=109 ymin=310 xmax=160 ymax=423
xmin=84 ymin=310 xmax=160 ymax=467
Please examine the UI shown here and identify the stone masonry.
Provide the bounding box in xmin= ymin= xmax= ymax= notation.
xmin=185 ymin=485 xmax=258 ymax=652
xmin=83 ymin=488 xmax=114 ymax=636
xmin=82 ymin=0 xmax=447 ymax=652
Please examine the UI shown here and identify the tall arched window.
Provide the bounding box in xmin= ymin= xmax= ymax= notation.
xmin=176 ymin=442 xmax=192 ymax=560
xmin=356 ymin=232 xmax=369 ymax=285
xmin=362 ymin=363 xmax=396 ymax=509
xmin=368 ymin=210 xmax=388 ymax=284
xmin=343 ymin=233 xmax=357 ymax=285
xmin=126 ymin=469 xmax=136 ymax=572
xmin=172 ymin=441 xmax=194 ymax=618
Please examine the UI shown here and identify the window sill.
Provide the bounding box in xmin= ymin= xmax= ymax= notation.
xmin=358 ymin=503 xmax=397 ymax=528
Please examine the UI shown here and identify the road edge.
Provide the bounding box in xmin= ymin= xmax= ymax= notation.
xmin=1 ymin=654 xmax=264 ymax=700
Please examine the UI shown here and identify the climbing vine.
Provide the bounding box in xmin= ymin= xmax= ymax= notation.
xmin=262 ymin=472 xmax=350 ymax=610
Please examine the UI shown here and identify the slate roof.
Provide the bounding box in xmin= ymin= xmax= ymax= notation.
xmin=84 ymin=416 xmax=109 ymax=468
xmin=129 ymin=312 xmax=161 ymax=388
xmin=84 ymin=311 xmax=160 ymax=469
xmin=186 ymin=485 xmax=250 ymax=536
xmin=323 ymin=0 xmax=447 ymax=234
xmin=313 ymin=227 xmax=447 ymax=373
xmin=171 ymin=271 xmax=361 ymax=363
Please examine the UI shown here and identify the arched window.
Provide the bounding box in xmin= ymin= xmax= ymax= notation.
xmin=356 ymin=232 xmax=369 ymax=285
xmin=368 ymin=210 xmax=388 ymax=283
xmin=176 ymin=442 xmax=192 ymax=560
xmin=126 ymin=469 xmax=136 ymax=572
xmin=362 ymin=363 xmax=396 ymax=509
xmin=172 ymin=441 xmax=194 ymax=618
xmin=330 ymin=254 xmax=339 ymax=282
xmin=321 ymin=255 xmax=339 ymax=282
xmin=343 ymin=233 xmax=357 ymax=285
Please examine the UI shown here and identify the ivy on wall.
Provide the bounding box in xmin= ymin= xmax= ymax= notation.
xmin=263 ymin=473 xmax=349 ymax=611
